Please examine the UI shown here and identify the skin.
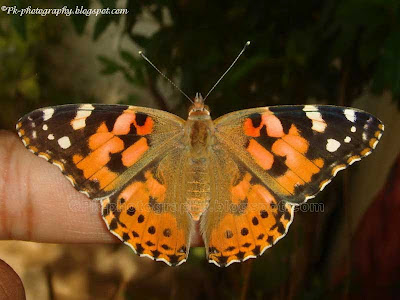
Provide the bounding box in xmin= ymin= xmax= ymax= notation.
xmin=0 ymin=130 xmax=203 ymax=296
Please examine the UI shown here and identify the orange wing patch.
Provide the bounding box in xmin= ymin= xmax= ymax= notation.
xmin=101 ymin=170 xmax=189 ymax=266
xmin=207 ymin=172 xmax=294 ymax=267
xmin=74 ymin=116 xmax=152 ymax=192
xmin=121 ymin=137 xmax=149 ymax=167
xmin=244 ymin=113 xmax=285 ymax=138
xmin=246 ymin=140 xmax=274 ymax=170
xmin=113 ymin=110 xmax=154 ymax=135
xmin=245 ymin=118 xmax=323 ymax=194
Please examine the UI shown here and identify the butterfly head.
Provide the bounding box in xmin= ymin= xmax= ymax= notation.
xmin=188 ymin=93 xmax=210 ymax=119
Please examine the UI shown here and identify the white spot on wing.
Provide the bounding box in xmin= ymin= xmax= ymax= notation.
xmin=48 ymin=134 xmax=55 ymax=140
xmin=320 ymin=180 xmax=331 ymax=191
xmin=209 ymin=260 xmax=220 ymax=267
xmin=349 ymin=157 xmax=361 ymax=165
xmin=372 ymin=139 xmax=379 ymax=149
xmin=332 ymin=165 xmax=346 ymax=176
xmin=363 ymin=150 xmax=372 ymax=156
xmin=71 ymin=118 xmax=86 ymax=130
xmin=42 ymin=124 xmax=48 ymax=131
xmin=80 ymin=190 xmax=90 ymax=197
xmin=344 ymin=109 xmax=356 ymax=122
xmin=71 ymin=104 xmax=94 ymax=130
xmin=305 ymin=195 xmax=315 ymax=201
xmin=312 ymin=121 xmax=327 ymax=133
xmin=362 ymin=132 xmax=368 ymax=141
xmin=226 ymin=259 xmax=241 ymax=267
xmin=58 ymin=136 xmax=71 ymax=149
xmin=303 ymin=105 xmax=317 ymax=111
xmin=351 ymin=126 xmax=356 ymax=133
xmin=65 ymin=176 xmax=75 ymax=186
xmin=43 ymin=108 xmax=55 ymax=121
xmin=303 ymin=108 xmax=327 ymax=133
xmin=32 ymin=130 xmax=37 ymax=138
xmin=38 ymin=154 xmax=49 ymax=161
xmin=326 ymin=139 xmax=341 ymax=152
xmin=52 ymin=161 xmax=63 ymax=171
xmin=344 ymin=136 xmax=351 ymax=143
xmin=81 ymin=104 xmax=95 ymax=110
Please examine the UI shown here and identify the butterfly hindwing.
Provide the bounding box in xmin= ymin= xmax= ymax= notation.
xmin=202 ymin=147 xmax=295 ymax=266
xmin=101 ymin=153 xmax=192 ymax=266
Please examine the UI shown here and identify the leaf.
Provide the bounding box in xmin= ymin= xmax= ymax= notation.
xmin=11 ymin=14 xmax=26 ymax=40
xmin=18 ymin=76 xmax=39 ymax=100
xmin=129 ymin=33 xmax=149 ymax=48
xmin=66 ymin=0 xmax=90 ymax=34
xmin=11 ymin=0 xmax=26 ymax=39
xmin=119 ymin=50 xmax=137 ymax=68
xmin=372 ymin=29 xmax=400 ymax=97
xmin=122 ymin=70 xmax=136 ymax=84
xmin=359 ymin=23 xmax=388 ymax=68
xmin=93 ymin=14 xmax=117 ymax=40
xmin=97 ymin=55 xmax=124 ymax=75
xmin=70 ymin=15 xmax=88 ymax=34
xmin=100 ymin=0 xmax=117 ymax=8
xmin=120 ymin=50 xmax=145 ymax=85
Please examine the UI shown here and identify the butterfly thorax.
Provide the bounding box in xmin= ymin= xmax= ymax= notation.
xmin=186 ymin=93 xmax=214 ymax=159
xmin=183 ymin=93 xmax=214 ymax=220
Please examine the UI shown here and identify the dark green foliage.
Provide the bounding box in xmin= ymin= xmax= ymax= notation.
xmin=92 ymin=0 xmax=400 ymax=116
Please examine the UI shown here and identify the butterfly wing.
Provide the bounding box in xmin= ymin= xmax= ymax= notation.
xmin=16 ymin=104 xmax=184 ymax=199
xmin=16 ymin=104 xmax=192 ymax=265
xmin=101 ymin=149 xmax=192 ymax=266
xmin=202 ymin=147 xmax=295 ymax=267
xmin=202 ymin=105 xmax=383 ymax=266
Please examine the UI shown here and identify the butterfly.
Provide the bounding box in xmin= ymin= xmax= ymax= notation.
xmin=16 ymin=94 xmax=384 ymax=267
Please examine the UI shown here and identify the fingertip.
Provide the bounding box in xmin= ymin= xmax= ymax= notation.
xmin=0 ymin=130 xmax=116 ymax=244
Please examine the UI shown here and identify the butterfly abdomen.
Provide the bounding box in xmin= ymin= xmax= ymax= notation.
xmin=183 ymin=111 xmax=215 ymax=220
xmin=185 ymin=158 xmax=211 ymax=220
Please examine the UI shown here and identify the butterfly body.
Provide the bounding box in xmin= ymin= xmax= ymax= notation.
xmin=183 ymin=93 xmax=214 ymax=219
xmin=16 ymin=100 xmax=384 ymax=267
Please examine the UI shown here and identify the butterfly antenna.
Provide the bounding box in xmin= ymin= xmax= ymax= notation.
xmin=139 ymin=51 xmax=194 ymax=104
xmin=204 ymin=41 xmax=251 ymax=101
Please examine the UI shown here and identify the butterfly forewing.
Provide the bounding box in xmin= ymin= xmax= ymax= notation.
xmin=213 ymin=105 xmax=384 ymax=204
xmin=16 ymin=104 xmax=185 ymax=199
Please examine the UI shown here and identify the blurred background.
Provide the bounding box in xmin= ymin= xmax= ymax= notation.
xmin=1 ymin=0 xmax=400 ymax=299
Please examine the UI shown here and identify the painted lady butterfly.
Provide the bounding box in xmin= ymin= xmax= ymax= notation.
xmin=16 ymin=94 xmax=383 ymax=267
